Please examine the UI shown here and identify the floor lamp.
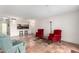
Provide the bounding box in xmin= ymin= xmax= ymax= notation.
xmin=50 ymin=21 xmax=52 ymax=33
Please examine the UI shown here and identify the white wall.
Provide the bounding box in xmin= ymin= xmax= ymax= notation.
xmin=54 ymin=11 xmax=79 ymax=44
xmin=34 ymin=18 xmax=50 ymax=36
xmin=10 ymin=20 xmax=18 ymax=36
xmin=10 ymin=18 xmax=36 ymax=37
xmin=29 ymin=20 xmax=36 ymax=34
xmin=35 ymin=11 xmax=79 ymax=44
xmin=0 ymin=22 xmax=2 ymax=33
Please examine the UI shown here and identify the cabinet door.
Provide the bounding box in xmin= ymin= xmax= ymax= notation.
xmin=19 ymin=31 xmax=23 ymax=36
xmin=24 ymin=30 xmax=28 ymax=36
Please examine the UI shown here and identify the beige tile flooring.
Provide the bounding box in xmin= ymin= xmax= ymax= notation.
xmin=0 ymin=35 xmax=79 ymax=53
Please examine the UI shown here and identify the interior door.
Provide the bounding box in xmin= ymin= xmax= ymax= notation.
xmin=2 ymin=23 xmax=7 ymax=35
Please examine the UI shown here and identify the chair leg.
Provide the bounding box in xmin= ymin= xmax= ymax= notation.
xmin=59 ymin=40 xmax=61 ymax=43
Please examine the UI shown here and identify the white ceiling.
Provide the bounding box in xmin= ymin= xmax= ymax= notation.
xmin=0 ymin=5 xmax=79 ymax=19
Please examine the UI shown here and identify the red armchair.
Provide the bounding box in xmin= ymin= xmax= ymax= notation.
xmin=48 ymin=29 xmax=62 ymax=42
xmin=35 ymin=29 xmax=44 ymax=39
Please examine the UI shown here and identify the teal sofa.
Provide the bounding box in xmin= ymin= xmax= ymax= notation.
xmin=0 ymin=33 xmax=26 ymax=53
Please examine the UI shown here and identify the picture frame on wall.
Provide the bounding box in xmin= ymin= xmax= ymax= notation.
xmin=17 ymin=24 xmax=29 ymax=29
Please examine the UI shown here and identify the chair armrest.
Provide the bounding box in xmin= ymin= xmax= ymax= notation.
xmin=6 ymin=42 xmax=25 ymax=53
xmin=12 ymin=40 xmax=23 ymax=46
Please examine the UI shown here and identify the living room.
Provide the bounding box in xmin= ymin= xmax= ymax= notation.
xmin=0 ymin=5 xmax=79 ymax=53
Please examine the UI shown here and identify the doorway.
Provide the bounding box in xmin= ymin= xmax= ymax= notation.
xmin=2 ymin=23 xmax=7 ymax=35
